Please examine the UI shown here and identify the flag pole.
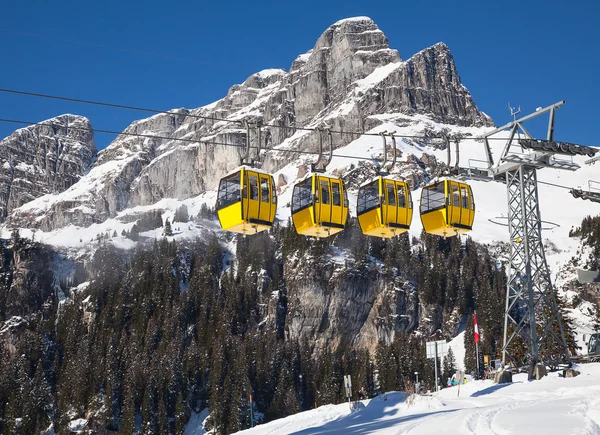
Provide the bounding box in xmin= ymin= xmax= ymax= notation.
xmin=476 ymin=341 xmax=480 ymax=379
xmin=474 ymin=311 xmax=480 ymax=379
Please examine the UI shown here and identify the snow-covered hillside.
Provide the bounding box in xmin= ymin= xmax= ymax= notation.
xmin=234 ymin=363 xmax=600 ymax=435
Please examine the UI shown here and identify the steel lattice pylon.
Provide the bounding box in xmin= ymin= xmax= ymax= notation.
xmin=501 ymin=165 xmax=571 ymax=373
xmin=456 ymin=101 xmax=587 ymax=378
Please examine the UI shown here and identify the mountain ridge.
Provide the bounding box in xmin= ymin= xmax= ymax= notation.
xmin=4 ymin=16 xmax=490 ymax=232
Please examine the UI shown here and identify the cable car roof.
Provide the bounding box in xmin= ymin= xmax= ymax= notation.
xmin=223 ymin=165 xmax=274 ymax=179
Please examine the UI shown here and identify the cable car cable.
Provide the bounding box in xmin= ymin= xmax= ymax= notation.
xmin=0 ymin=117 xmax=586 ymax=194
xmin=0 ymin=87 xmax=543 ymax=142
xmin=0 ymin=117 xmax=404 ymax=163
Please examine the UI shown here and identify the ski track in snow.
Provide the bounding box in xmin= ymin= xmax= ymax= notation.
xmin=232 ymin=363 xmax=600 ymax=435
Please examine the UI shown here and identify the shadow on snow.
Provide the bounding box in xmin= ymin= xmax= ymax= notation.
xmin=289 ymin=392 xmax=459 ymax=434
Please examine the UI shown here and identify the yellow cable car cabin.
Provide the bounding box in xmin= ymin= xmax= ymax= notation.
xmin=357 ymin=178 xmax=413 ymax=238
xmin=291 ymin=174 xmax=349 ymax=238
xmin=216 ymin=167 xmax=277 ymax=235
xmin=419 ymin=179 xmax=475 ymax=237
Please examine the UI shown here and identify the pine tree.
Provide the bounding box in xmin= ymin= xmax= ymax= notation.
xmin=268 ymin=360 xmax=299 ymax=420
xmin=464 ymin=315 xmax=476 ymax=372
xmin=556 ymin=292 xmax=580 ymax=356
xmin=443 ymin=347 xmax=457 ymax=382
xmin=174 ymin=391 xmax=187 ymax=435
xmin=164 ymin=218 xmax=173 ymax=237
xmin=174 ymin=205 xmax=189 ymax=223
xmin=31 ymin=362 xmax=53 ymax=431
xmin=120 ymin=392 xmax=136 ymax=434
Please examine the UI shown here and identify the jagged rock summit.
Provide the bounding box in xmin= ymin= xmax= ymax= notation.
xmin=7 ymin=16 xmax=491 ymax=232
xmin=0 ymin=114 xmax=96 ymax=219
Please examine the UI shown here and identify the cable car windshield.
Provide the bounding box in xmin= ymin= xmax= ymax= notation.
xmin=398 ymin=186 xmax=406 ymax=208
xmin=218 ymin=172 xmax=241 ymax=208
xmin=332 ymin=181 xmax=341 ymax=206
xmin=292 ymin=178 xmax=313 ymax=213
xmin=387 ymin=184 xmax=396 ymax=206
xmin=420 ymin=182 xmax=446 ymax=213
xmin=249 ymin=175 xmax=259 ymax=200
xmin=261 ymin=177 xmax=269 ymax=202
xmin=357 ymin=181 xmax=379 ymax=214
xmin=320 ymin=180 xmax=330 ymax=204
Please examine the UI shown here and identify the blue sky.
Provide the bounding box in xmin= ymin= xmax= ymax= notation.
xmin=1 ymin=0 xmax=598 ymax=150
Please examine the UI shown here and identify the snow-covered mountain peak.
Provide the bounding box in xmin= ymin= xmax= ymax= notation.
xmin=0 ymin=114 xmax=96 ymax=220
xmin=4 ymin=17 xmax=490 ymax=236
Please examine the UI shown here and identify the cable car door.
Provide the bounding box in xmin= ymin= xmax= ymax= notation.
xmin=259 ymin=174 xmax=271 ymax=224
xmin=246 ymin=172 xmax=260 ymax=221
xmin=449 ymin=182 xmax=461 ymax=226
xmin=461 ymin=185 xmax=473 ymax=227
xmin=330 ymin=180 xmax=343 ymax=225
xmin=397 ymin=183 xmax=408 ymax=225
xmin=384 ymin=180 xmax=397 ymax=226
xmin=318 ymin=177 xmax=331 ymax=226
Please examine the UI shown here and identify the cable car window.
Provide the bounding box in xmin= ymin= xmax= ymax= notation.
xmin=217 ymin=172 xmax=240 ymax=208
xmin=271 ymin=178 xmax=277 ymax=204
xmin=261 ymin=177 xmax=269 ymax=202
xmin=461 ymin=187 xmax=468 ymax=209
xmin=332 ymin=181 xmax=341 ymax=206
xmin=357 ymin=181 xmax=379 ymax=214
xmin=453 ymin=185 xmax=460 ymax=206
xmin=590 ymin=335 xmax=599 ymax=354
xmin=398 ymin=186 xmax=406 ymax=208
xmin=408 ymin=190 xmax=412 ymax=209
xmin=387 ymin=183 xmax=396 ymax=207
xmin=470 ymin=189 xmax=475 ymax=210
xmin=420 ymin=182 xmax=446 ymax=213
xmin=589 ymin=334 xmax=598 ymax=354
xmin=249 ymin=175 xmax=259 ymax=200
xmin=292 ymin=178 xmax=312 ymax=213
xmin=321 ymin=180 xmax=330 ymax=204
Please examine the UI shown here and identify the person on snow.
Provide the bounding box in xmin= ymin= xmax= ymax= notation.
xmin=358 ymin=386 xmax=368 ymax=400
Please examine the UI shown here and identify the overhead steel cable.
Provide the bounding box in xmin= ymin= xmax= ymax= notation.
xmin=0 ymin=116 xmax=582 ymax=193
xmin=536 ymin=180 xmax=572 ymax=190
xmin=0 ymin=87 xmax=517 ymax=141
xmin=0 ymin=117 xmax=391 ymax=162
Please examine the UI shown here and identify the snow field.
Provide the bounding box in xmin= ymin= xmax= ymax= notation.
xmin=232 ymin=363 xmax=600 ymax=435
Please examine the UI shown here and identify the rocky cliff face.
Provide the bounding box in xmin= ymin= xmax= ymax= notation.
xmin=0 ymin=115 xmax=96 ymax=219
xmin=283 ymin=256 xmax=420 ymax=355
xmin=7 ymin=16 xmax=491 ymax=231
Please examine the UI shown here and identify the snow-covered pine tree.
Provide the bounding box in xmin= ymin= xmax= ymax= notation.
xmin=443 ymin=347 xmax=457 ymax=381
xmin=164 ymin=218 xmax=173 ymax=236
xmin=174 ymin=204 xmax=189 ymax=223
xmin=464 ymin=315 xmax=476 ymax=372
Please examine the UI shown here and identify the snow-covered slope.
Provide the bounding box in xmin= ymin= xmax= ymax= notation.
xmin=235 ymin=363 xmax=600 ymax=435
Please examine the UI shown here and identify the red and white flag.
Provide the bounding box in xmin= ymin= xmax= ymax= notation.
xmin=474 ymin=312 xmax=480 ymax=343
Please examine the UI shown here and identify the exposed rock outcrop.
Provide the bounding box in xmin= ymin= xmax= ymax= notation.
xmin=283 ymin=255 xmax=419 ymax=355
xmin=0 ymin=114 xmax=96 ymax=218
